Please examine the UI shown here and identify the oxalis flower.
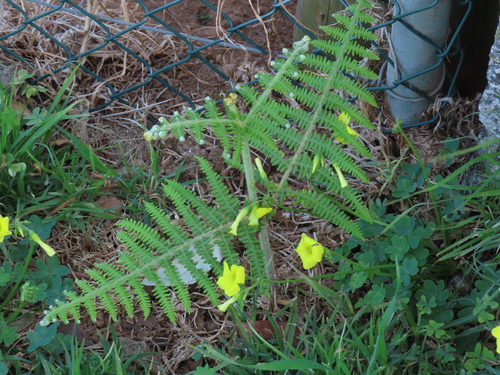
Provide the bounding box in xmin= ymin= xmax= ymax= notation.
xmin=217 ymin=261 xmax=246 ymax=297
xmin=229 ymin=205 xmax=272 ymax=236
xmin=27 ymin=232 xmax=55 ymax=257
xmin=248 ymin=206 xmax=273 ymax=226
xmin=295 ymin=233 xmax=324 ymax=269
xmin=312 ymin=155 xmax=325 ymax=174
xmin=223 ymin=93 xmax=239 ymax=112
xmin=336 ymin=112 xmax=359 ymax=145
xmin=0 ymin=216 xmax=12 ymax=243
xmin=492 ymin=326 xmax=500 ymax=354
xmin=254 ymin=158 xmax=268 ymax=180
xmin=333 ymin=163 xmax=348 ymax=189
xmin=228 ymin=207 xmax=250 ymax=236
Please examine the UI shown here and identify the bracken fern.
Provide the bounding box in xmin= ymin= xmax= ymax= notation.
xmin=42 ymin=0 xmax=379 ymax=325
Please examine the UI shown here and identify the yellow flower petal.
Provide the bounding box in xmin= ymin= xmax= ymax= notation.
xmin=336 ymin=112 xmax=359 ymax=144
xmin=346 ymin=125 xmax=359 ymax=137
xmin=248 ymin=206 xmax=273 ymax=226
xmin=338 ymin=111 xmax=351 ymax=125
xmin=493 ymin=326 xmax=500 ymax=339
xmin=493 ymin=326 xmax=500 ymax=354
xmin=0 ymin=216 xmax=12 ymax=243
xmin=233 ymin=265 xmax=246 ymax=284
xmin=229 ymin=207 xmax=250 ymax=236
xmin=295 ymin=233 xmax=324 ymax=269
xmin=223 ymin=93 xmax=238 ymax=107
xmin=217 ymin=261 xmax=246 ymax=296
xmin=28 ymin=232 xmax=55 ymax=257
xmin=38 ymin=241 xmax=56 ymax=257
xmin=333 ymin=163 xmax=348 ymax=189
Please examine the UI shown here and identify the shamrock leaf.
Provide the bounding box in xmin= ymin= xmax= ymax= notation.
xmin=27 ymin=323 xmax=59 ymax=352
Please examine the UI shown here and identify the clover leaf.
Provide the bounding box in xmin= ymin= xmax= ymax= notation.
xmin=0 ymin=317 xmax=19 ymax=346
xmin=26 ymin=323 xmax=59 ymax=352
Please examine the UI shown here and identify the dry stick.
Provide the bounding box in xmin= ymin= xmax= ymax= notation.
xmin=119 ymin=0 xmax=130 ymax=78
xmin=247 ymin=0 xmax=272 ymax=66
xmin=215 ymin=0 xmax=231 ymax=43
xmin=79 ymin=0 xmax=93 ymax=56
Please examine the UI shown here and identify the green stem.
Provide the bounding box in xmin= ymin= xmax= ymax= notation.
xmin=241 ymin=138 xmax=257 ymax=202
xmin=241 ymin=136 xmax=276 ymax=281
xmin=0 ymin=243 xmax=36 ymax=312
xmin=259 ymin=225 xmax=276 ymax=282
xmin=6 ymin=301 xmax=27 ymax=323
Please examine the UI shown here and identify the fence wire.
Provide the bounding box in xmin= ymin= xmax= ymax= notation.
xmin=0 ymin=0 xmax=471 ymax=129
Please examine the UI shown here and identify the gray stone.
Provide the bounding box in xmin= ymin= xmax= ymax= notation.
xmin=464 ymin=22 xmax=500 ymax=186
xmin=479 ymin=17 xmax=500 ymax=139
xmin=467 ymin=17 xmax=500 ymax=186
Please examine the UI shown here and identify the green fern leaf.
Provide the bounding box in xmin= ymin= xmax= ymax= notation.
xmin=288 ymin=189 xmax=363 ymax=239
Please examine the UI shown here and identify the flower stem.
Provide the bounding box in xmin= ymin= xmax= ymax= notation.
xmin=259 ymin=225 xmax=276 ymax=281
xmin=241 ymin=136 xmax=275 ymax=281
xmin=241 ymin=138 xmax=257 ymax=202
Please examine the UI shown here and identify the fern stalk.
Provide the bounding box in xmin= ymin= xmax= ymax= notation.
xmin=241 ymin=136 xmax=276 ymax=281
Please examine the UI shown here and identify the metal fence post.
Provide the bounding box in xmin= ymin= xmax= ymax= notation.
xmin=386 ymin=0 xmax=452 ymax=125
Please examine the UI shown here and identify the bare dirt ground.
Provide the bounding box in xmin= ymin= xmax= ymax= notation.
xmin=0 ymin=0 xmax=486 ymax=373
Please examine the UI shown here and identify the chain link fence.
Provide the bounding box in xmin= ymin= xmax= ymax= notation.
xmin=0 ymin=0 xmax=471 ymax=129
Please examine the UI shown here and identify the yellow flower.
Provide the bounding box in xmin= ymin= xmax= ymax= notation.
xmin=229 ymin=205 xmax=272 ymax=235
xmin=492 ymin=326 xmax=500 ymax=354
xmin=28 ymin=232 xmax=55 ymax=257
xmin=0 ymin=216 xmax=12 ymax=243
xmin=336 ymin=112 xmax=359 ymax=144
xmin=223 ymin=93 xmax=238 ymax=107
xmin=255 ymin=158 xmax=268 ymax=180
xmin=295 ymin=233 xmax=324 ymax=269
xmin=312 ymin=155 xmax=325 ymax=174
xmin=217 ymin=261 xmax=246 ymax=296
xmin=333 ymin=163 xmax=348 ymax=189
xmin=228 ymin=207 xmax=250 ymax=236
xmin=248 ymin=206 xmax=272 ymax=227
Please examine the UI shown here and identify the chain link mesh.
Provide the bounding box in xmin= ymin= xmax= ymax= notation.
xmin=0 ymin=0 xmax=470 ymax=129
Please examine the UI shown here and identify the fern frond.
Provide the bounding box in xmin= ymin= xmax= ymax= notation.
xmin=165 ymin=185 xmax=212 ymax=238
xmin=76 ymin=281 xmax=99 ymax=321
xmin=42 ymin=224 xmax=227 ymax=325
xmin=143 ymin=201 xmax=191 ymax=245
xmin=127 ymin=277 xmax=152 ymax=318
xmin=119 ymin=218 xmax=172 ymax=253
xmin=195 ymin=157 xmax=239 ymax=217
xmin=43 ymin=2 xmax=382 ymax=327
xmin=152 ymin=283 xmax=177 ymax=322
xmin=156 ymin=256 xmax=192 ymax=311
xmin=238 ymin=226 xmax=266 ymax=277
xmin=288 ymin=189 xmax=363 ymax=239
xmin=312 ymin=169 xmax=372 ymax=222
xmin=117 ymin=224 xmax=194 ymax=312
xmin=163 ymin=180 xmax=238 ymax=264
